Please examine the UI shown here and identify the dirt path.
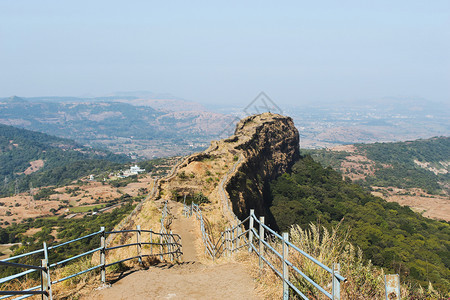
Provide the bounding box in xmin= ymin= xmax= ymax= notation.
xmin=170 ymin=205 xmax=198 ymax=262
xmin=87 ymin=262 xmax=258 ymax=300
xmin=86 ymin=201 xmax=259 ymax=299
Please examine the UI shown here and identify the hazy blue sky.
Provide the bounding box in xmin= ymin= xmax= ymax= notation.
xmin=0 ymin=1 xmax=449 ymax=105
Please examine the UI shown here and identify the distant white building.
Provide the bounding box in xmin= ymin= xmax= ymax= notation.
xmin=121 ymin=165 xmax=146 ymax=177
xmin=130 ymin=165 xmax=145 ymax=174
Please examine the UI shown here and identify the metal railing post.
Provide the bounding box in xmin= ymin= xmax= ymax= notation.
xmin=42 ymin=242 xmax=52 ymax=299
xmin=226 ymin=228 xmax=230 ymax=257
xmin=137 ymin=225 xmax=142 ymax=265
xmin=332 ymin=263 xmax=341 ymax=300
xmin=150 ymin=230 xmax=153 ymax=256
xmin=282 ymin=232 xmax=289 ymax=300
xmin=41 ymin=259 xmax=51 ymax=300
xmin=248 ymin=210 xmax=254 ymax=253
xmin=169 ymin=231 xmax=174 ymax=262
xmin=259 ymin=216 xmax=265 ymax=269
xmin=100 ymin=226 xmax=106 ymax=284
xmin=384 ymin=274 xmax=400 ymax=300
xmin=231 ymin=228 xmax=235 ymax=254
xmin=160 ymin=233 xmax=163 ymax=261
xmin=237 ymin=226 xmax=241 ymax=250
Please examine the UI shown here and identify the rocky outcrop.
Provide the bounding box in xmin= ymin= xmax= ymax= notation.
xmin=224 ymin=113 xmax=300 ymax=226
xmin=159 ymin=112 xmax=300 ymax=228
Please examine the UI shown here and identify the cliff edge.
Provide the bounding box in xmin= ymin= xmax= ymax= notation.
xmin=224 ymin=113 xmax=300 ymax=224
xmin=156 ymin=112 xmax=299 ymax=228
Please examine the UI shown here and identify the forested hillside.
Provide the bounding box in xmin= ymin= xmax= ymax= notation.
xmin=269 ymin=155 xmax=450 ymax=292
xmin=307 ymin=136 xmax=449 ymax=194
xmin=0 ymin=124 xmax=130 ymax=196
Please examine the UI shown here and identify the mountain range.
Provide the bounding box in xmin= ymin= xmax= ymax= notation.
xmin=0 ymin=95 xmax=234 ymax=158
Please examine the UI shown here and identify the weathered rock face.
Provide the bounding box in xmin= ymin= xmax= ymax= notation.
xmin=158 ymin=112 xmax=299 ymax=228
xmin=225 ymin=113 xmax=300 ymax=226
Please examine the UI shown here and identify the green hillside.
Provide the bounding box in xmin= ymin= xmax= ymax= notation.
xmin=307 ymin=136 xmax=450 ymax=194
xmin=269 ymin=155 xmax=450 ymax=292
xmin=0 ymin=124 xmax=130 ymax=196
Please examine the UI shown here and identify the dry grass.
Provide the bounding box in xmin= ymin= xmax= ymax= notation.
xmin=230 ymin=223 xmax=447 ymax=300
xmin=235 ymin=249 xmax=283 ymax=299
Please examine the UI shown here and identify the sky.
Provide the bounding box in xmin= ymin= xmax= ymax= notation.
xmin=0 ymin=1 xmax=449 ymax=106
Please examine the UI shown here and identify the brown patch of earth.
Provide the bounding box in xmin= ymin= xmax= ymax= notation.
xmin=0 ymin=243 xmax=21 ymax=259
xmin=371 ymin=187 xmax=450 ymax=221
xmin=330 ymin=144 xmax=357 ymax=153
xmin=0 ymin=174 xmax=155 ymax=227
xmin=340 ymin=154 xmax=376 ymax=181
xmin=24 ymin=227 xmax=42 ymax=236
xmin=23 ymin=159 xmax=45 ymax=175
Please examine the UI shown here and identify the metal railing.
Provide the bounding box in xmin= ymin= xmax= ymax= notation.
xmin=159 ymin=200 xmax=178 ymax=262
xmin=0 ymin=226 xmax=182 ymax=299
xmin=183 ymin=202 xmax=216 ymax=259
xmin=246 ymin=210 xmax=346 ymax=300
xmin=183 ymin=202 xmax=346 ymax=300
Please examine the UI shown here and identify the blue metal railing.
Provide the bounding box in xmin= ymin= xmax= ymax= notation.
xmin=0 ymin=226 xmax=182 ymax=299
xmin=183 ymin=202 xmax=216 ymax=259
xmin=183 ymin=202 xmax=346 ymax=300
xmin=248 ymin=211 xmax=346 ymax=300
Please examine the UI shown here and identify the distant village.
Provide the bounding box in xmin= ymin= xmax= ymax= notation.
xmin=89 ymin=164 xmax=146 ymax=181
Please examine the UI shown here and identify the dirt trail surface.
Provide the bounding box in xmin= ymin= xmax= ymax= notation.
xmin=171 ymin=206 xmax=197 ymax=262
xmin=86 ymin=202 xmax=259 ymax=299
xmin=87 ymin=262 xmax=258 ymax=300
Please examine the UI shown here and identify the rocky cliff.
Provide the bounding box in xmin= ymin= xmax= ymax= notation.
xmin=158 ymin=112 xmax=300 ymax=227
xmin=224 ymin=113 xmax=300 ymax=225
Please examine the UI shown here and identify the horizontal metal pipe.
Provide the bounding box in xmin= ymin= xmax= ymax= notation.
xmin=0 ymin=268 xmax=37 ymax=284
xmin=250 ymin=242 xmax=259 ymax=255
xmin=260 ymin=222 xmax=283 ymax=240
xmin=232 ymin=243 xmax=249 ymax=252
xmin=106 ymin=243 xmax=139 ymax=251
xmin=236 ymin=229 xmax=250 ymax=239
xmin=260 ymin=239 xmax=283 ymax=260
xmin=286 ymin=241 xmax=346 ymax=282
xmin=251 ymin=215 xmax=346 ymax=282
xmin=230 ymin=216 xmax=250 ymax=231
xmin=49 ymin=230 xmax=102 ymax=250
xmin=14 ymin=293 xmax=38 ymax=300
xmin=137 ymin=229 xmax=155 ymax=233
xmin=0 ymin=290 xmax=45 ymax=296
xmin=0 ymin=285 xmax=40 ymax=300
xmin=285 ymin=277 xmax=309 ymax=300
xmin=260 ymin=252 xmax=282 ymax=278
xmin=0 ymin=260 xmax=45 ymax=271
xmin=285 ymin=259 xmax=333 ymax=299
xmin=2 ymin=248 xmax=44 ymax=262
xmin=251 ymin=228 xmax=260 ymax=240
xmin=50 ymin=247 xmax=102 ymax=268
xmin=52 ymin=264 xmax=102 ymax=284
xmin=106 ymin=230 xmax=138 ymax=234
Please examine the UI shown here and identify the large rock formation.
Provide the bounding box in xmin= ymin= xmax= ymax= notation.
xmin=158 ymin=112 xmax=300 ymax=228
xmin=224 ymin=113 xmax=300 ymax=226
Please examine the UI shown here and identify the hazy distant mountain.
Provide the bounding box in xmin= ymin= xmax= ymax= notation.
xmin=1 ymin=92 xmax=448 ymax=157
xmin=0 ymin=96 xmax=234 ymax=158
xmin=1 ymin=96 xmax=28 ymax=104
